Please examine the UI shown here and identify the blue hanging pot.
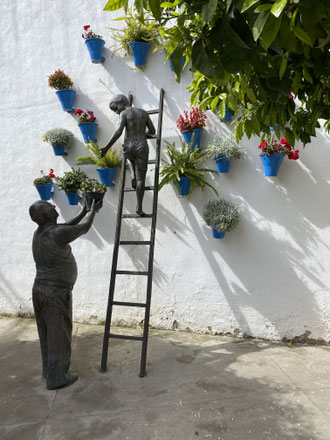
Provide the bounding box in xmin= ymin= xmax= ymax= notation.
xmin=182 ymin=128 xmax=204 ymax=151
xmin=212 ymin=228 xmax=226 ymax=239
xmin=260 ymin=153 xmax=285 ymax=176
xmin=56 ymin=89 xmax=76 ymax=112
xmin=176 ymin=176 xmax=191 ymax=197
xmin=170 ymin=53 xmax=186 ymax=72
xmin=130 ymin=42 xmax=150 ymax=67
xmin=35 ymin=183 xmax=53 ymax=201
xmin=97 ymin=167 xmax=116 ymax=187
xmin=215 ymin=157 xmax=231 ymax=173
xmin=52 ymin=144 xmax=67 ymax=156
xmin=66 ymin=192 xmax=80 ymax=205
xmin=85 ymin=38 xmax=105 ymax=63
xmin=78 ymin=122 xmax=98 ymax=143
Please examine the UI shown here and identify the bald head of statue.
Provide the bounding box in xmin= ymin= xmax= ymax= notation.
xmin=109 ymin=94 xmax=129 ymax=114
xmin=29 ymin=201 xmax=59 ymax=226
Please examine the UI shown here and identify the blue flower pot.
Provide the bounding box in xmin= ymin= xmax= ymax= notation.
xmin=170 ymin=52 xmax=186 ymax=72
xmin=97 ymin=167 xmax=116 ymax=187
xmin=130 ymin=41 xmax=150 ymax=67
xmin=260 ymin=153 xmax=285 ymax=176
xmin=35 ymin=183 xmax=53 ymax=201
xmin=56 ymin=89 xmax=76 ymax=112
xmin=215 ymin=157 xmax=231 ymax=173
xmin=85 ymin=38 xmax=105 ymax=63
xmin=52 ymin=144 xmax=67 ymax=156
xmin=176 ymin=176 xmax=191 ymax=197
xmin=66 ymin=192 xmax=80 ymax=205
xmin=182 ymin=128 xmax=204 ymax=151
xmin=78 ymin=122 xmax=98 ymax=143
xmin=212 ymin=228 xmax=226 ymax=239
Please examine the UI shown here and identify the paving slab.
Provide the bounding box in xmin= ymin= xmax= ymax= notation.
xmin=1 ymin=316 xmax=330 ymax=440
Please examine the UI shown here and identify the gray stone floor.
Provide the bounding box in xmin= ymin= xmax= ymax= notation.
xmin=1 ymin=316 xmax=330 ymax=440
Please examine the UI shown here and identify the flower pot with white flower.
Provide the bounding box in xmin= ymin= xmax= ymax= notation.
xmin=207 ymin=135 xmax=245 ymax=174
xmin=75 ymin=109 xmax=98 ymax=143
xmin=48 ymin=70 xmax=75 ymax=112
xmin=202 ymin=199 xmax=240 ymax=239
xmin=34 ymin=169 xmax=55 ymax=200
xmin=56 ymin=168 xmax=87 ymax=205
xmin=176 ymin=107 xmax=207 ymax=151
xmin=82 ymin=25 xmax=105 ymax=63
xmin=42 ymin=128 xmax=74 ymax=156
xmin=259 ymin=137 xmax=299 ymax=176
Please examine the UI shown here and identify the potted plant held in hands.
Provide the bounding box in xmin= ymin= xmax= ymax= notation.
xmin=259 ymin=137 xmax=299 ymax=176
xmin=81 ymin=178 xmax=107 ymax=212
xmin=34 ymin=169 xmax=56 ymax=200
xmin=82 ymin=25 xmax=105 ymax=63
xmin=176 ymin=107 xmax=207 ymax=151
xmin=42 ymin=128 xmax=74 ymax=156
xmin=207 ymin=135 xmax=245 ymax=174
xmin=159 ymin=139 xmax=218 ymax=198
xmin=76 ymin=141 xmax=122 ymax=187
xmin=56 ymin=168 xmax=87 ymax=205
xmin=48 ymin=70 xmax=75 ymax=112
xmin=202 ymin=199 xmax=240 ymax=239
xmin=74 ymin=109 xmax=98 ymax=143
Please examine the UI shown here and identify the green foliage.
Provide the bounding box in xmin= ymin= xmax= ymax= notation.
xmin=159 ymin=138 xmax=218 ymax=199
xmin=207 ymin=135 xmax=245 ymax=160
xmin=43 ymin=128 xmax=74 ymax=148
xmin=76 ymin=141 xmax=122 ymax=168
xmin=202 ymin=199 xmax=240 ymax=233
xmin=33 ymin=175 xmax=52 ymax=186
xmin=48 ymin=70 xmax=73 ymax=90
xmin=81 ymin=178 xmax=107 ymax=193
xmin=56 ymin=169 xmax=87 ymax=194
xmin=120 ymin=0 xmax=330 ymax=145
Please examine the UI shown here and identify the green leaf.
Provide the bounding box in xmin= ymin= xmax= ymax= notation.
xmin=252 ymin=12 xmax=268 ymax=41
xmin=235 ymin=121 xmax=244 ymax=142
xmin=191 ymin=40 xmax=219 ymax=77
xmin=223 ymin=15 xmax=251 ymax=49
xmin=202 ymin=0 xmax=218 ymax=23
xmin=279 ymin=53 xmax=288 ymax=80
xmin=211 ymin=96 xmax=219 ymax=114
xmin=218 ymin=100 xmax=226 ymax=120
xmin=293 ymin=26 xmax=313 ymax=47
xmin=149 ymin=0 xmax=161 ymax=21
xmin=160 ymin=1 xmax=174 ymax=6
xmin=270 ymin=0 xmax=288 ymax=18
xmin=241 ymin=0 xmax=260 ymax=13
xmin=255 ymin=4 xmax=271 ymax=12
xmin=104 ymin=0 xmax=127 ymax=11
xmin=226 ymin=0 xmax=232 ymax=13
xmin=303 ymin=65 xmax=313 ymax=84
xmin=260 ymin=12 xmax=282 ymax=48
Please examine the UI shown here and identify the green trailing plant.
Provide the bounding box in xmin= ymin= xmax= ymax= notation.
xmin=81 ymin=178 xmax=107 ymax=193
xmin=207 ymin=135 xmax=245 ymax=160
xmin=48 ymin=69 xmax=73 ymax=90
xmin=34 ymin=169 xmax=56 ymax=186
xmin=42 ymin=128 xmax=74 ymax=148
xmin=104 ymin=0 xmax=330 ymax=146
xmin=159 ymin=138 xmax=218 ymax=198
xmin=76 ymin=141 xmax=122 ymax=168
xmin=56 ymin=168 xmax=87 ymax=194
xmin=202 ymin=199 xmax=240 ymax=233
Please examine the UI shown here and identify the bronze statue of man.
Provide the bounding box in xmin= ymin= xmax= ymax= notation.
xmin=29 ymin=199 xmax=102 ymax=389
xmin=99 ymin=94 xmax=156 ymax=216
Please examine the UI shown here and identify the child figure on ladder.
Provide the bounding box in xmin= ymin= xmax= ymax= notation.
xmin=99 ymin=94 xmax=156 ymax=216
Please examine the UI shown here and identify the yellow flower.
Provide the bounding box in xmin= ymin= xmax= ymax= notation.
xmin=42 ymin=137 xmax=46 ymax=142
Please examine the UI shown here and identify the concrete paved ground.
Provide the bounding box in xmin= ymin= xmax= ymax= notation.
xmin=1 ymin=317 xmax=330 ymax=440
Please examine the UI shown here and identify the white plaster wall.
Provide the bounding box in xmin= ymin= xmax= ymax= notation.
xmin=1 ymin=0 xmax=330 ymax=341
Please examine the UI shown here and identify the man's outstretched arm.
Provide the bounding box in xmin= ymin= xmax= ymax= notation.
xmin=99 ymin=113 xmax=126 ymax=158
xmin=63 ymin=205 xmax=88 ymax=226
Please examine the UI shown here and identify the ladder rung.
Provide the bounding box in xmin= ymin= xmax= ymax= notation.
xmin=119 ymin=241 xmax=151 ymax=245
xmin=122 ymin=214 xmax=153 ymax=218
xmin=109 ymin=334 xmax=143 ymax=341
xmin=116 ymin=270 xmax=149 ymax=276
xmin=124 ymin=186 xmax=154 ymax=192
xmin=113 ymin=301 xmax=147 ymax=308
xmin=147 ymin=109 xmax=159 ymax=115
xmin=148 ymin=160 xmax=156 ymax=164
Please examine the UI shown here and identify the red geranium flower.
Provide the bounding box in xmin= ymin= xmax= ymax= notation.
xmin=84 ymin=25 xmax=90 ymax=31
xmin=74 ymin=109 xmax=83 ymax=115
xmin=49 ymin=173 xmax=55 ymax=178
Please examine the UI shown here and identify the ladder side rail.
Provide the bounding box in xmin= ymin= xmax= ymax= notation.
xmin=139 ymin=88 xmax=165 ymax=377
xmin=100 ymin=158 xmax=127 ymax=372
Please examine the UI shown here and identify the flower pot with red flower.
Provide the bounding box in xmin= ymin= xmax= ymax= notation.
xmin=75 ymin=109 xmax=98 ymax=143
xmin=207 ymin=135 xmax=245 ymax=174
xmin=48 ymin=70 xmax=75 ymax=112
xmin=56 ymin=168 xmax=87 ymax=205
xmin=34 ymin=169 xmax=55 ymax=200
xmin=258 ymin=137 xmax=299 ymax=176
xmin=82 ymin=25 xmax=105 ymax=63
xmin=42 ymin=128 xmax=74 ymax=156
xmin=202 ymin=199 xmax=240 ymax=240
xmin=81 ymin=178 xmax=107 ymax=212
xmin=177 ymin=107 xmax=207 ymax=151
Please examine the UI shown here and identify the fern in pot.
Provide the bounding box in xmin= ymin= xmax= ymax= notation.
xmin=202 ymin=199 xmax=240 ymax=239
xmin=81 ymin=178 xmax=107 ymax=212
xmin=207 ymin=135 xmax=245 ymax=174
xmin=76 ymin=141 xmax=122 ymax=187
xmin=42 ymin=128 xmax=74 ymax=156
xmin=159 ymin=139 xmax=218 ymax=198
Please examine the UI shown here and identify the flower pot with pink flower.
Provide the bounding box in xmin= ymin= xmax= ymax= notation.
xmin=82 ymin=25 xmax=105 ymax=63
xmin=75 ymin=109 xmax=98 ymax=143
xmin=34 ymin=169 xmax=55 ymax=200
xmin=176 ymin=107 xmax=207 ymax=151
xmin=48 ymin=70 xmax=75 ymax=112
xmin=258 ymin=137 xmax=299 ymax=176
